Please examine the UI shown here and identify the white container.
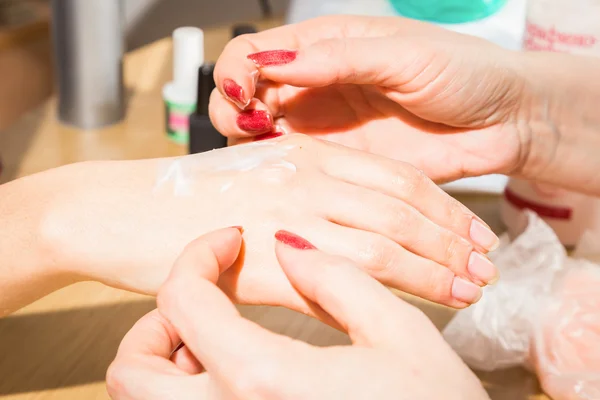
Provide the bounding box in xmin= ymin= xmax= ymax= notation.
xmin=524 ymin=0 xmax=600 ymax=55
xmin=501 ymin=179 xmax=600 ymax=247
xmin=162 ymin=27 xmax=204 ymax=144
xmin=501 ymin=0 xmax=600 ymax=247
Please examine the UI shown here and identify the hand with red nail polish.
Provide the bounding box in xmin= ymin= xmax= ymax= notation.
xmin=209 ymin=14 xmax=540 ymax=188
xmin=108 ymin=228 xmax=489 ymax=400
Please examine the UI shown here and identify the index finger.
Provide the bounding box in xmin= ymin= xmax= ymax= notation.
xmin=214 ymin=15 xmax=405 ymax=108
xmin=274 ymin=230 xmax=442 ymax=349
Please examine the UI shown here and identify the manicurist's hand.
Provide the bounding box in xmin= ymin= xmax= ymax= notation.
xmin=42 ymin=135 xmax=498 ymax=314
xmin=210 ymin=15 xmax=530 ymax=184
xmin=107 ymin=227 xmax=490 ymax=400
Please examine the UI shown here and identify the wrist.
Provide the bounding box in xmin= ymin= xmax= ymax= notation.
xmin=40 ymin=160 xmax=160 ymax=284
xmin=510 ymin=51 xmax=561 ymax=181
xmin=36 ymin=164 xmax=89 ymax=283
xmin=41 ymin=158 xmax=191 ymax=293
xmin=513 ymin=51 xmax=600 ymax=193
xmin=0 ymin=167 xmax=81 ymax=314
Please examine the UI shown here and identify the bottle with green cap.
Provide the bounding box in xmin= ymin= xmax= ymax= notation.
xmin=388 ymin=0 xmax=507 ymax=24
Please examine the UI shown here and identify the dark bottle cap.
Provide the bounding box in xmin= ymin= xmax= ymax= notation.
xmin=195 ymin=62 xmax=215 ymax=117
xmin=189 ymin=62 xmax=226 ymax=154
xmin=189 ymin=116 xmax=226 ymax=154
xmin=232 ymin=24 xmax=257 ymax=38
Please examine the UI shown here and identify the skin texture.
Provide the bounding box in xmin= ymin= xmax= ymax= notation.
xmin=210 ymin=15 xmax=600 ymax=194
xmin=106 ymin=228 xmax=490 ymax=400
xmin=0 ymin=134 xmax=498 ymax=316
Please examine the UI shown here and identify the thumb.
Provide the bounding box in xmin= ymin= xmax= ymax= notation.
xmin=165 ymin=227 xmax=243 ymax=285
xmin=247 ymin=37 xmax=441 ymax=92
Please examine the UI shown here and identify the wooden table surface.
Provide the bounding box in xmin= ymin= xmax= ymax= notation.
xmin=0 ymin=17 xmax=547 ymax=400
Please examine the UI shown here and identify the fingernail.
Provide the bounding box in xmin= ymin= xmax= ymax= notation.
xmin=223 ymin=79 xmax=247 ymax=108
xmin=236 ymin=110 xmax=272 ymax=132
xmin=275 ymin=230 xmax=317 ymax=250
xmin=452 ymin=277 xmax=482 ymax=304
xmin=247 ymin=50 xmax=298 ymax=67
xmin=229 ymin=226 xmax=244 ymax=233
xmin=467 ymin=252 xmax=498 ymax=285
xmin=470 ymin=219 xmax=500 ymax=251
xmin=253 ymin=131 xmax=284 ymax=142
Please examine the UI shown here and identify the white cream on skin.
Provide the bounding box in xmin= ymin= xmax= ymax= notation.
xmin=153 ymin=141 xmax=297 ymax=196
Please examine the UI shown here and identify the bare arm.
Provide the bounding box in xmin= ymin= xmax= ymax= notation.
xmin=0 ymin=168 xmax=77 ymax=316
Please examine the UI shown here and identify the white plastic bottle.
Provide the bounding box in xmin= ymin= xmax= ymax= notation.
xmin=501 ymin=0 xmax=600 ymax=247
xmin=162 ymin=27 xmax=204 ymax=145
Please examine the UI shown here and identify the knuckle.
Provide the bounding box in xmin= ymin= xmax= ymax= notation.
xmin=232 ymin=360 xmax=283 ymax=398
xmin=421 ymin=265 xmax=456 ymax=305
xmin=156 ymin=279 xmax=182 ymax=315
xmin=392 ymin=164 xmax=428 ymax=197
xmin=373 ymin=199 xmax=421 ymax=242
xmin=441 ymin=233 xmax=473 ymax=270
xmin=315 ymin=39 xmax=354 ymax=82
xmin=226 ymin=35 xmax=253 ymax=54
xmin=233 ymin=33 xmax=255 ymax=43
xmin=279 ymin=132 xmax=315 ymax=149
xmin=182 ymin=238 xmax=220 ymax=277
xmin=105 ymin=361 xmax=132 ymax=396
xmin=383 ymin=203 xmax=414 ymax=238
xmin=443 ymin=195 xmax=474 ymax=233
xmin=315 ymin=38 xmax=342 ymax=59
xmin=181 ymin=239 xmax=200 ymax=256
xmin=357 ymin=237 xmax=398 ymax=279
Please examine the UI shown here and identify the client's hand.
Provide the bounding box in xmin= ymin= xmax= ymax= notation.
xmin=48 ymin=135 xmax=498 ymax=311
xmin=210 ymin=15 xmax=531 ymax=184
xmin=107 ymin=228 xmax=490 ymax=400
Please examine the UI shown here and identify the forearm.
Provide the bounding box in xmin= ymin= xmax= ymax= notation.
xmin=0 ymin=156 xmax=211 ymax=315
xmin=0 ymin=168 xmax=79 ymax=316
xmin=519 ymin=51 xmax=600 ymax=195
xmin=0 ymin=159 xmax=167 ymax=315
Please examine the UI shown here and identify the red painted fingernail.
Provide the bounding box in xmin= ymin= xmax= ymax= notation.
xmin=223 ymin=79 xmax=246 ymax=107
xmin=229 ymin=226 xmax=244 ymax=233
xmin=253 ymin=131 xmax=283 ymax=142
xmin=247 ymin=50 xmax=298 ymax=67
xmin=275 ymin=230 xmax=317 ymax=250
xmin=236 ymin=110 xmax=272 ymax=132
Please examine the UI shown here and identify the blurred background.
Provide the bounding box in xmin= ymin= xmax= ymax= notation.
xmin=0 ymin=0 xmax=290 ymax=132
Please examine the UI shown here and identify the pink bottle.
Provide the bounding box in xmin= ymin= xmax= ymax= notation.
xmin=501 ymin=0 xmax=600 ymax=247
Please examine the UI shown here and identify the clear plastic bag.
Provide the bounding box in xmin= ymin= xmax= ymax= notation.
xmin=443 ymin=212 xmax=600 ymax=400
xmin=532 ymin=259 xmax=600 ymax=400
